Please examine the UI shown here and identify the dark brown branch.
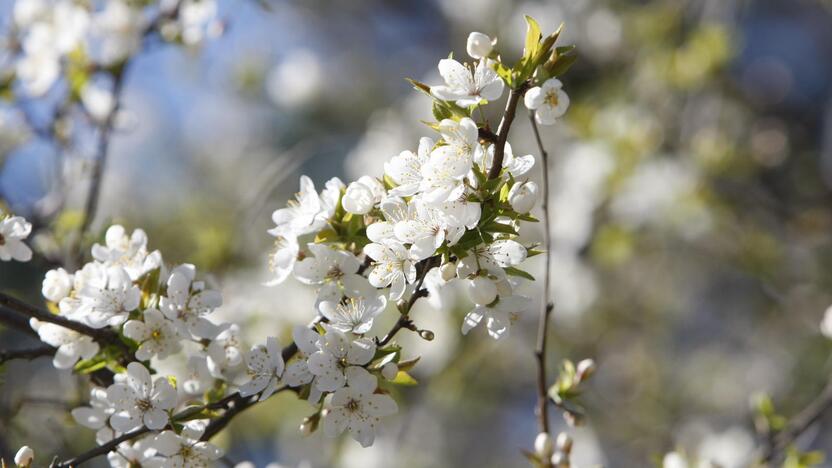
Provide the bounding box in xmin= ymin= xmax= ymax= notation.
xmin=529 ymin=111 xmax=554 ymax=437
xmin=377 ymin=256 xmax=437 ymax=347
xmin=487 ymin=84 xmax=528 ymax=180
xmin=0 ymin=306 xmax=40 ymax=338
xmin=0 ymin=346 xmax=54 ymax=364
xmin=761 ymin=378 xmax=832 ymax=463
xmin=0 ymin=292 xmax=127 ymax=351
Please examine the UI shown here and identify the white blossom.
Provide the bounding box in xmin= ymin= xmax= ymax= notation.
xmin=239 ymin=336 xmax=284 ymax=401
xmin=74 ymin=265 xmax=141 ymax=328
xmin=30 ymin=319 xmax=100 ymax=369
xmin=525 ymin=78 xmax=570 ymax=125
xmin=419 ymin=118 xmax=481 ymax=203
xmin=206 ymin=324 xmax=243 ymax=379
xmin=123 ymin=308 xmax=182 ymax=361
xmin=462 ymin=294 xmax=530 ymax=339
xmin=107 ymin=362 xmax=177 ymax=432
xmin=87 ymin=0 xmax=144 ymax=66
xmin=107 ymin=438 xmax=158 ymax=468
xmin=307 ymin=324 xmax=375 ymax=392
xmin=283 ymin=325 xmax=323 ymax=403
xmin=159 ymin=264 xmax=223 ymax=339
xmin=91 ymin=225 xmax=162 ymax=281
xmin=364 ymin=241 xmax=422 ymax=301
xmin=430 ymin=58 xmax=504 ymax=107
xmin=466 ymin=32 xmax=495 ymax=60
xmin=466 ymin=276 xmax=498 ymax=306
xmin=42 ymin=267 xmax=73 ymax=302
xmin=14 ymin=446 xmax=34 ymax=467
xmin=182 ymin=354 xmax=215 ymax=396
xmin=265 ymin=234 xmax=299 ymax=286
xmin=479 ymin=142 xmax=535 ymax=177
xmin=319 ymin=293 xmax=387 ymax=334
xmin=71 ymin=387 xmax=116 ymax=444
xmin=323 ymin=365 xmax=398 ymax=448
xmin=293 ymin=243 xmax=363 ymax=290
xmin=384 ymin=137 xmax=433 ymax=197
xmin=342 ymin=176 xmax=386 ymax=215
xmin=508 ymin=181 xmax=539 ymax=213
xmin=150 ymin=421 xmax=223 ymax=467
xmin=0 ymin=214 xmax=33 ymax=262
xmin=270 ymin=176 xmax=343 ymax=237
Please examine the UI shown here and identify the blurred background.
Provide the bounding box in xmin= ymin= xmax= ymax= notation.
xmin=3 ymin=0 xmax=832 ymax=466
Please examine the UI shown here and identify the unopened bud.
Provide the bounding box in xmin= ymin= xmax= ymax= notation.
xmin=576 ymin=358 xmax=596 ymax=383
xmin=440 ymin=262 xmax=457 ymax=281
xmin=15 ymin=446 xmax=34 ymax=467
xmin=467 ymin=276 xmax=497 ymax=305
xmin=534 ymin=432 xmax=554 ymax=459
xmin=563 ymin=411 xmax=584 ymax=427
xmin=381 ymin=362 xmax=398 ymax=380
xmin=508 ymin=180 xmax=539 ymax=213
xmin=466 ymin=32 xmax=494 ymax=59
xmin=418 ymin=329 xmax=435 ymax=341
xmin=550 ymin=451 xmax=570 ymax=468
xmin=556 ymin=432 xmax=573 ymax=455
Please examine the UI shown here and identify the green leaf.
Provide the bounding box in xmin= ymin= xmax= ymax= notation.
xmin=406 ymin=78 xmax=432 ymax=96
xmin=74 ymin=358 xmax=107 ymax=374
xmin=504 ymin=266 xmax=535 ymax=281
xmin=390 ymin=370 xmax=418 ymax=386
xmin=523 ymin=15 xmax=542 ymax=62
xmin=397 ymin=356 xmax=421 ymax=372
xmin=314 ymin=228 xmax=339 ymax=243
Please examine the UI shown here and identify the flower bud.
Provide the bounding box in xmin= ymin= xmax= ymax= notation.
xmin=15 ymin=446 xmax=34 ymax=467
xmin=42 ymin=267 xmax=73 ymax=303
xmin=418 ymin=329 xmax=435 ymax=341
xmin=550 ymin=451 xmax=570 ymax=468
xmin=467 ymin=276 xmax=497 ymax=305
xmin=381 ymin=362 xmax=398 ymax=380
xmin=534 ymin=432 xmax=554 ymax=459
xmin=556 ymin=432 xmax=573 ymax=455
xmin=576 ymin=358 xmax=596 ymax=383
xmin=466 ymin=32 xmax=494 ymax=59
xmin=440 ymin=262 xmax=457 ymax=281
xmin=508 ymin=181 xmax=539 ymax=213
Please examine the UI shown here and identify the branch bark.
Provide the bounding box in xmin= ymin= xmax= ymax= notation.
xmin=487 ymin=84 xmax=528 ymax=180
xmin=0 ymin=292 xmax=127 ymax=352
xmin=0 ymin=346 xmax=54 ymax=364
xmin=529 ymin=111 xmax=554 ymax=439
xmin=761 ymin=378 xmax=832 ymax=463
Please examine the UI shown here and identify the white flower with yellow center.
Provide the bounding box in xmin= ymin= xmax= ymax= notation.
xmin=323 ymin=366 xmax=398 ymax=448
xmin=430 ymin=58 xmax=504 ymax=107
xmin=122 ymin=308 xmax=182 ymax=361
xmin=524 ymin=78 xmax=570 ymax=125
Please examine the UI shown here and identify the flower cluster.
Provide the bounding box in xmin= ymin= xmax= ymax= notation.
xmin=8 ymin=0 xmax=222 ymax=98
xmin=0 ymin=211 xmax=32 ymax=262
xmin=11 ymin=17 xmax=576 ymax=466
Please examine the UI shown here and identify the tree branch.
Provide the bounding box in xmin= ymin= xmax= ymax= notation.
xmin=761 ymin=378 xmax=832 ymax=463
xmin=0 ymin=346 xmax=54 ymax=364
xmin=0 ymin=292 xmax=127 ymax=351
xmin=487 ymin=84 xmax=528 ymax=180
xmin=377 ymin=256 xmax=437 ymax=347
xmin=529 ymin=111 xmax=554 ymax=438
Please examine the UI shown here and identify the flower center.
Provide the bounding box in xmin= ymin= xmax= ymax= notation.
xmin=151 ymin=328 xmax=163 ymax=340
xmin=544 ymin=90 xmax=559 ymax=107
xmin=326 ymin=265 xmax=344 ymax=280
xmin=136 ymin=398 xmax=153 ymax=412
xmin=345 ymin=399 xmax=361 ymax=413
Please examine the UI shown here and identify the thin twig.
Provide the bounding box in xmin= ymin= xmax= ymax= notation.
xmin=761 ymin=378 xmax=832 ymax=463
xmin=529 ymin=111 xmax=554 ymax=437
xmin=376 ymin=257 xmax=437 ymax=347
